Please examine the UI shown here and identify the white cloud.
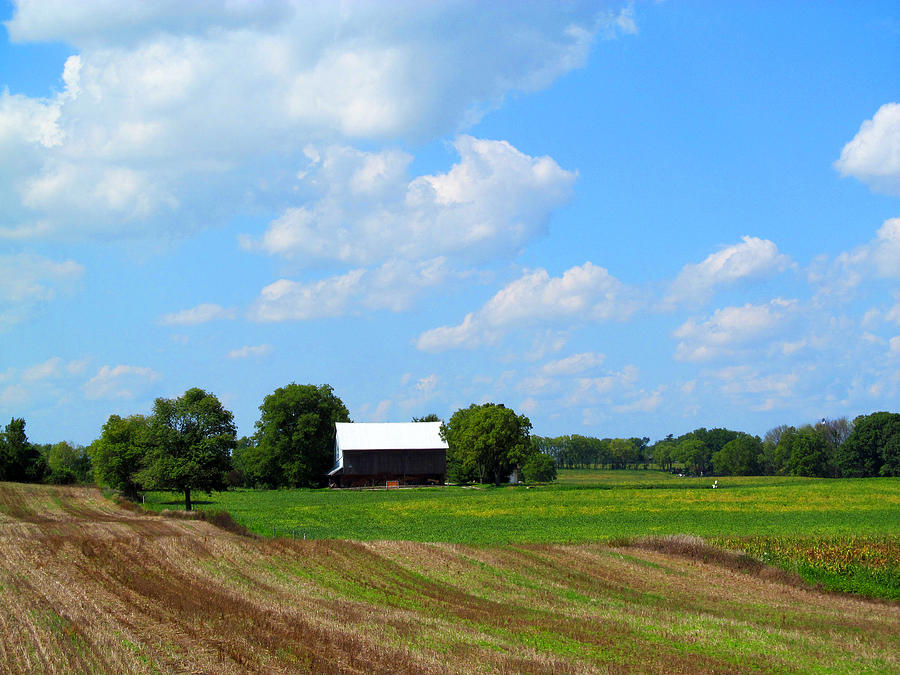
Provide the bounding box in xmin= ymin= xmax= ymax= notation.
xmin=717 ymin=370 xmax=799 ymax=397
xmin=541 ymin=352 xmax=605 ymax=376
xmin=416 ymin=374 xmax=438 ymax=395
xmin=886 ymin=302 xmax=900 ymax=325
xmin=0 ymin=253 xmax=84 ymax=329
xmin=417 ymin=262 xmax=637 ymax=352
xmin=244 ymin=137 xmax=576 ymax=267
xmin=21 ymin=357 xmax=63 ymax=382
xmin=249 ymin=258 xmax=448 ymax=322
xmin=891 ymin=337 xmax=900 ymax=355
xmin=2 ymin=3 xmax=628 ymax=240
xmin=612 ymin=388 xmax=664 ymax=414
xmin=834 ymin=102 xmax=900 ymax=195
xmin=814 ymin=219 xmax=900 ymax=300
xmin=0 ymin=253 xmax=84 ymax=303
xmin=160 ymin=303 xmax=236 ymax=326
xmin=227 ymin=344 xmax=272 ymax=359
xmin=673 ymin=299 xmax=795 ymax=362
xmin=372 ymin=399 xmax=393 ymax=422
xmin=83 ymin=364 xmax=159 ymax=399
xmin=574 ymin=365 xmax=640 ymax=396
xmin=664 ymin=236 xmax=791 ymax=306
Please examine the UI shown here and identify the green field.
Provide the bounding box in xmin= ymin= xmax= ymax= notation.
xmin=144 ymin=471 xmax=900 ymax=544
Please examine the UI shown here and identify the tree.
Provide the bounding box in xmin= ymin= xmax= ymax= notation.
xmin=522 ymin=452 xmax=557 ymax=482
xmin=785 ymin=426 xmax=832 ymax=477
xmin=140 ymin=388 xmax=236 ymax=510
xmin=712 ymin=434 xmax=762 ymax=476
xmin=412 ymin=413 xmax=441 ymax=422
xmin=46 ymin=441 xmax=92 ymax=484
xmin=90 ymin=414 xmax=151 ymax=500
xmin=247 ymin=383 xmax=350 ymax=488
xmin=609 ymin=438 xmax=635 ymax=470
xmin=652 ymin=439 xmax=676 ymax=471
xmin=0 ymin=418 xmax=46 ymax=483
xmin=441 ymin=403 xmax=532 ymax=484
xmin=837 ymin=412 xmax=900 ymax=477
xmin=674 ymin=438 xmax=710 ymax=475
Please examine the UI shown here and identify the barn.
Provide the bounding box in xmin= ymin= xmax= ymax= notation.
xmin=327 ymin=422 xmax=448 ymax=487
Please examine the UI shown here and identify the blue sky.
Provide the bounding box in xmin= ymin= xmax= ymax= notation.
xmin=1 ymin=0 xmax=898 ymax=446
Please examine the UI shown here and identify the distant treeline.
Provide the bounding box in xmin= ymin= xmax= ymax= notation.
xmin=3 ymin=408 xmax=900 ymax=494
xmin=0 ymin=418 xmax=92 ymax=486
xmin=535 ymin=413 xmax=900 ymax=478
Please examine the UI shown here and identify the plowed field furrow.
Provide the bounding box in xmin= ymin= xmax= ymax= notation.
xmin=0 ymin=482 xmax=897 ymax=674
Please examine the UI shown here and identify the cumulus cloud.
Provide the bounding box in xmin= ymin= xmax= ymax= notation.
xmin=612 ymin=388 xmax=665 ymax=414
xmin=541 ymin=352 xmax=605 ymax=376
xmin=673 ymin=299 xmax=796 ymax=362
xmin=0 ymin=253 xmax=84 ymax=329
xmin=160 ymin=303 xmax=236 ymax=326
xmin=21 ymin=357 xmax=63 ymax=382
xmin=664 ymin=236 xmax=791 ymax=307
xmin=244 ymin=137 xmax=576 ymax=266
xmin=574 ymin=365 xmax=640 ymax=396
xmin=834 ymin=102 xmax=900 ymax=195
xmin=812 ymin=219 xmax=900 ymax=300
xmin=416 ymin=374 xmax=439 ymax=395
xmin=2 ymin=2 xmax=629 ymax=240
xmin=417 ymin=263 xmax=638 ymax=352
xmin=891 ymin=337 xmax=900 ymax=356
xmin=83 ymin=364 xmax=159 ymax=400
xmin=227 ymin=344 xmax=272 ymax=359
xmin=249 ymin=258 xmax=448 ymax=321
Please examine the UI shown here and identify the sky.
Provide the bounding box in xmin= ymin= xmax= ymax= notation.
xmin=1 ymin=0 xmax=898 ymax=446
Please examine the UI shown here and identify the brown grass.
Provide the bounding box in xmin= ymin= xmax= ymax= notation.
xmin=0 ymin=482 xmax=897 ymax=674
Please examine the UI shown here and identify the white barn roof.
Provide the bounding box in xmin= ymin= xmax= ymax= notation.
xmin=335 ymin=422 xmax=447 ymax=451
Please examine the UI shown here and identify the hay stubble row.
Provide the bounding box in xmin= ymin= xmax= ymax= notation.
xmin=0 ymin=483 xmax=897 ymax=673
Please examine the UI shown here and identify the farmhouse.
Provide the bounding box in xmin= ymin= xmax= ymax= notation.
xmin=328 ymin=422 xmax=448 ymax=487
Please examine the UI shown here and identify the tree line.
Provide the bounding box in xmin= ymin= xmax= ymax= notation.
xmin=4 ymin=386 xmax=900 ymax=507
xmin=536 ymin=413 xmax=900 ymax=478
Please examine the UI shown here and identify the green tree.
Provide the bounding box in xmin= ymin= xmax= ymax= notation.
xmin=90 ymin=414 xmax=151 ymax=500
xmin=522 ymin=452 xmax=557 ymax=482
xmin=0 ymin=418 xmax=46 ymax=483
xmin=441 ymin=403 xmax=532 ymax=484
xmin=228 ymin=436 xmax=255 ymax=487
xmin=675 ymin=438 xmax=711 ymax=475
xmin=760 ymin=424 xmax=791 ymax=475
xmin=140 ymin=388 xmax=236 ymax=510
xmin=785 ymin=426 xmax=832 ymax=477
xmin=412 ymin=413 xmax=441 ymax=422
xmin=712 ymin=434 xmax=762 ymax=475
xmin=773 ymin=426 xmax=797 ymax=474
xmin=46 ymin=441 xmax=92 ymax=484
xmin=652 ymin=438 xmax=676 ymax=471
xmin=609 ymin=438 xmax=635 ymax=470
xmin=247 ymin=383 xmax=350 ymax=488
xmin=837 ymin=412 xmax=900 ymax=477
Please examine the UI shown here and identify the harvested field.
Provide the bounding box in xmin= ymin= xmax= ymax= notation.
xmin=1 ymin=482 xmax=898 ymax=674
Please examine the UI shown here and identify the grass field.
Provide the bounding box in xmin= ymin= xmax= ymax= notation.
xmin=144 ymin=471 xmax=900 ymax=544
xmin=1 ymin=481 xmax=898 ymax=673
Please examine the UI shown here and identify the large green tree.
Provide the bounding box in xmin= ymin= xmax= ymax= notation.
xmin=246 ymin=383 xmax=350 ymax=488
xmin=46 ymin=441 xmax=92 ymax=484
xmin=0 ymin=418 xmax=46 ymax=483
xmin=837 ymin=412 xmax=900 ymax=477
xmin=140 ymin=388 xmax=236 ymax=510
xmin=90 ymin=414 xmax=151 ymax=500
xmin=785 ymin=426 xmax=832 ymax=477
xmin=441 ymin=403 xmax=532 ymax=484
xmin=712 ymin=434 xmax=762 ymax=475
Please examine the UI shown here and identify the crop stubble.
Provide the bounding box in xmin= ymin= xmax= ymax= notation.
xmin=0 ymin=482 xmax=898 ymax=674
